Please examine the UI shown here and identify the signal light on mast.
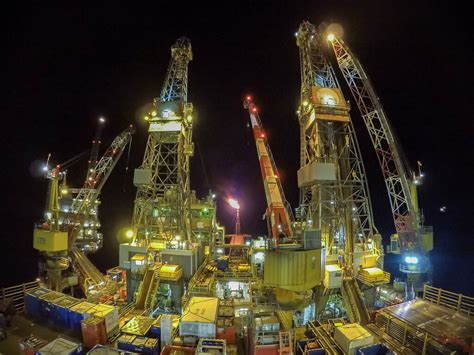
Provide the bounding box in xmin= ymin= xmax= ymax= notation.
xmin=246 ymin=95 xmax=251 ymax=101
xmin=252 ymin=107 xmax=257 ymax=112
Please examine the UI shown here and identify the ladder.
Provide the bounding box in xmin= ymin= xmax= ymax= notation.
xmin=279 ymin=330 xmax=293 ymax=354
xmin=144 ymin=269 xmax=160 ymax=311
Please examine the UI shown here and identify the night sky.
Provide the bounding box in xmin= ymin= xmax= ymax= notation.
xmin=3 ymin=2 xmax=473 ymax=295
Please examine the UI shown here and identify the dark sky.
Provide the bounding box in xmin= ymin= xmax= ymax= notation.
xmin=2 ymin=2 xmax=473 ymax=294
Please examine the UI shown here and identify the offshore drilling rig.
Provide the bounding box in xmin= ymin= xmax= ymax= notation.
xmin=2 ymin=21 xmax=471 ymax=355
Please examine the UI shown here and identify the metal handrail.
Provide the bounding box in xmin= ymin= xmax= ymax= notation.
xmin=423 ymin=285 xmax=474 ymax=316
xmin=0 ymin=280 xmax=40 ymax=313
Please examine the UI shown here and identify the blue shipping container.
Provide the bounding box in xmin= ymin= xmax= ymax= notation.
xmin=357 ymin=343 xmax=392 ymax=355
xmin=68 ymin=301 xmax=96 ymax=332
xmin=296 ymin=340 xmax=307 ymax=355
xmin=148 ymin=324 xmax=161 ymax=338
xmin=216 ymin=256 xmax=229 ymax=271
xmin=117 ymin=334 xmax=137 ymax=353
xmin=307 ymin=349 xmax=326 ymax=355
xmin=39 ymin=291 xmax=66 ymax=319
xmin=131 ymin=336 xmax=159 ymax=355
xmin=53 ymin=296 xmax=81 ymax=329
xmin=25 ymin=287 xmax=51 ymax=318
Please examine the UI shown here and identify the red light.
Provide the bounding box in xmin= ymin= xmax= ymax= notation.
xmin=252 ymin=107 xmax=257 ymax=112
xmin=260 ymin=133 xmax=265 ymax=138
xmin=246 ymin=95 xmax=251 ymax=101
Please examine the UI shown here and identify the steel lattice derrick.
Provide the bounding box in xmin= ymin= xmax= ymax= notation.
xmin=328 ymin=36 xmax=418 ymax=242
xmin=296 ymin=21 xmax=376 ymax=257
xmin=132 ymin=38 xmax=193 ymax=245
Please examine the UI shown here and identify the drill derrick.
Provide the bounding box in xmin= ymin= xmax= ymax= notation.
xmin=295 ymin=22 xmax=376 ymax=264
xmin=132 ymin=38 xmax=194 ymax=246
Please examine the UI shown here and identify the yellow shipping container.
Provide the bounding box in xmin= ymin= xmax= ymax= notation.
xmin=89 ymin=304 xmax=119 ymax=337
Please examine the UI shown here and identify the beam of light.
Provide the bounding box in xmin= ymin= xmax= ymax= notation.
xmin=227 ymin=198 xmax=240 ymax=210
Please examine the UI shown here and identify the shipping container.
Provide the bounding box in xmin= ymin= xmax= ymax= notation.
xmin=216 ymin=325 xmax=236 ymax=345
xmin=38 ymin=291 xmax=66 ymax=319
xmin=159 ymin=345 xmax=196 ymax=355
xmin=180 ymin=297 xmax=218 ymax=339
xmin=53 ymin=296 xmax=81 ymax=329
xmin=24 ymin=287 xmax=51 ymax=318
xmin=356 ymin=343 xmax=392 ymax=355
xmin=87 ymin=344 xmax=139 ymax=354
xmin=148 ymin=315 xmax=162 ymax=338
xmin=307 ymin=350 xmax=326 ymax=355
xmin=324 ymin=264 xmax=343 ymax=289
xmin=118 ymin=334 xmax=159 ymax=354
xmin=334 ymin=324 xmax=374 ymax=355
xmin=81 ymin=315 xmax=107 ymax=349
xmin=68 ymin=301 xmax=96 ymax=332
xmin=89 ymin=304 xmax=119 ymax=337
xmin=131 ymin=336 xmax=159 ymax=354
xmin=117 ymin=334 xmax=137 ymax=352
xmin=121 ymin=315 xmax=155 ymax=336
xmin=18 ymin=335 xmax=48 ymax=355
xmin=196 ymin=338 xmax=226 ymax=354
xmin=216 ymin=256 xmax=229 ymax=270
xmin=253 ymin=344 xmax=279 ymax=355
xmin=35 ymin=337 xmax=83 ymax=355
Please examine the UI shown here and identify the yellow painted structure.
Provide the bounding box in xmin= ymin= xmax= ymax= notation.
xmin=264 ymin=249 xmax=324 ymax=291
xmin=357 ymin=267 xmax=390 ymax=286
xmin=33 ymin=229 xmax=68 ymax=252
xmin=158 ymin=264 xmax=183 ymax=281
xmin=306 ymin=85 xmax=350 ymax=126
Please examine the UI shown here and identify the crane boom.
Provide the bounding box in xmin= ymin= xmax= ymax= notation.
xmin=68 ymin=125 xmax=134 ymax=247
xmin=243 ymin=96 xmax=294 ymax=247
xmin=327 ymin=34 xmax=433 ymax=292
xmin=328 ymin=35 xmax=418 ymax=243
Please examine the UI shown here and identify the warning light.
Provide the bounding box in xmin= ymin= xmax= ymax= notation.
xmin=246 ymin=95 xmax=251 ymax=101
xmin=327 ymin=33 xmax=335 ymax=42
xmin=252 ymin=107 xmax=257 ymax=112
xmin=260 ymin=133 xmax=265 ymax=138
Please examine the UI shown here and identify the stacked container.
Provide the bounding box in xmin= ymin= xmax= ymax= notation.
xmin=68 ymin=301 xmax=96 ymax=332
xmin=38 ymin=291 xmax=66 ymax=319
xmin=52 ymin=296 xmax=81 ymax=329
xmin=24 ymin=287 xmax=51 ymax=318
xmin=89 ymin=304 xmax=119 ymax=338
xmin=117 ymin=334 xmax=136 ymax=352
xmin=118 ymin=334 xmax=159 ymax=354
xmin=35 ymin=337 xmax=83 ymax=355
xmin=81 ymin=315 xmax=107 ymax=349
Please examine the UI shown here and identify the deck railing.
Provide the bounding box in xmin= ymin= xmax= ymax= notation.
xmin=0 ymin=280 xmax=40 ymax=313
xmin=423 ymin=284 xmax=474 ymax=316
